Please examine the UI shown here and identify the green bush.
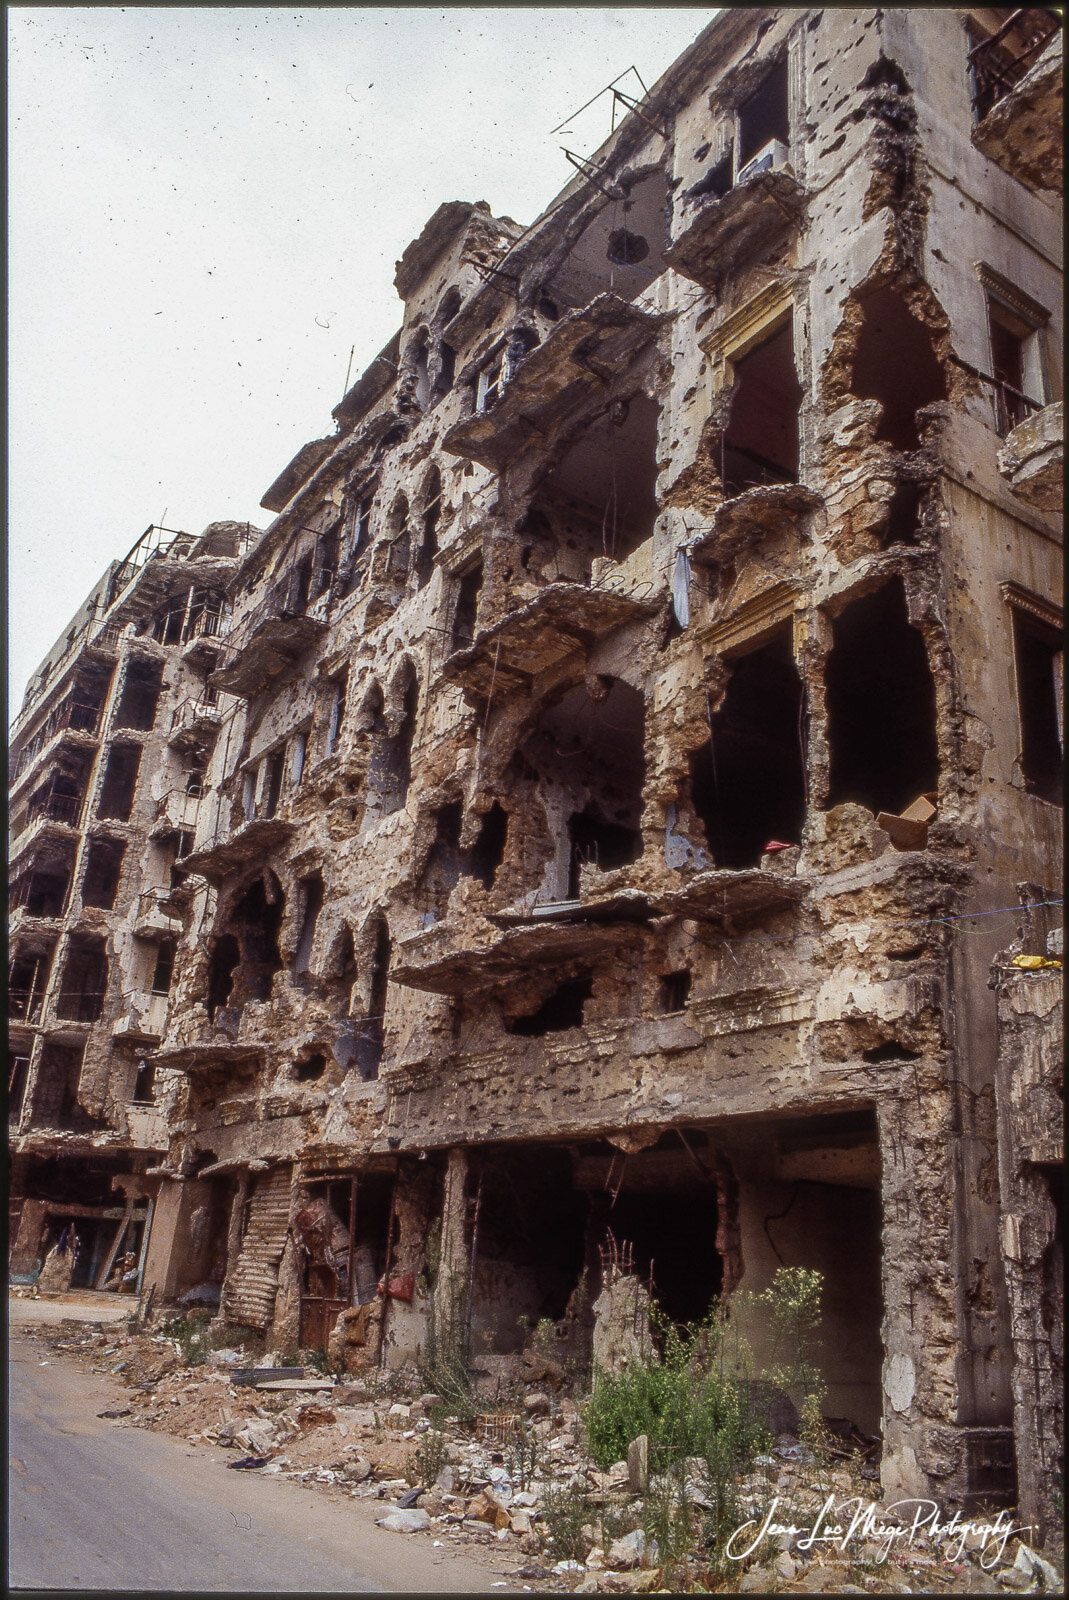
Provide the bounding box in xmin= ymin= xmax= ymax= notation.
xmin=159 ymin=1310 xmax=211 ymax=1367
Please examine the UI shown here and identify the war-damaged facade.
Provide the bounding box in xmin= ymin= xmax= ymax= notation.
xmin=9 ymin=522 xmax=258 ymax=1292
xmin=10 ymin=8 xmax=1062 ymax=1548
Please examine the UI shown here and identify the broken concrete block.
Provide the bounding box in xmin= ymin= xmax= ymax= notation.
xmin=376 ymin=1508 xmax=431 ymax=1533
xmin=627 ymin=1434 xmax=649 ymax=1494
xmin=608 ymin=1529 xmax=647 ymax=1569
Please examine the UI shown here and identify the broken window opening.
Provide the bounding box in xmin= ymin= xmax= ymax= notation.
xmin=8 ymin=943 xmax=56 ymax=1023
xmin=531 ymin=395 xmax=660 ymax=568
xmin=151 ymin=938 xmax=176 ymax=996
xmin=884 ymin=481 xmax=925 ymax=547
xmin=80 ymin=837 xmax=126 ymax=910
xmin=261 ymin=751 xmax=284 ymax=819
xmin=96 ymin=743 xmax=142 ymax=822
xmin=418 ymin=801 xmax=464 ymax=915
xmin=326 ymin=670 xmax=348 ymax=758
xmin=292 ymin=552 xmax=314 ymax=614
xmin=435 ymin=340 xmax=456 ymax=396
xmin=849 ymin=288 xmax=948 ymax=452
xmin=231 ymin=876 xmax=285 ymax=1004
xmin=689 ymin=624 xmax=806 ymax=869
xmin=9 ymin=1055 xmax=31 ymax=1125
xmin=12 ymin=851 xmax=76 ymax=918
xmin=736 ymin=55 xmax=790 ymax=173
xmin=686 ymin=146 xmax=734 ymax=205
xmin=415 ymin=466 xmax=442 ymax=590
xmin=600 ymin=1181 xmax=722 ymax=1326
xmin=567 ymin=808 xmax=643 ymax=898
xmin=355 ymin=915 xmax=391 ymax=1080
xmin=659 ymin=970 xmax=692 ymax=1013
xmin=312 ymin=524 xmax=340 ymax=600
xmin=508 ymin=976 xmax=593 ymax=1036
xmin=294 ymin=873 xmax=325 ymax=976
xmin=386 ymin=494 xmax=411 ymax=583
xmin=411 ymin=331 xmax=432 ymax=409
xmin=721 ymin=316 xmax=802 ymax=495
xmin=153 ymin=606 xmax=184 ymax=646
xmin=54 ymin=934 xmax=109 ymax=1023
xmin=131 ymin=1060 xmax=156 ymax=1102
xmin=986 ymin=294 xmax=1046 ymax=437
xmin=184 ymin=755 xmax=207 ymax=797
xmin=289 ymin=729 xmax=308 ymax=788
xmin=27 ymin=764 xmax=90 ymax=828
xmin=476 ymin=353 xmax=504 ymax=414
xmin=523 ymin=677 xmax=646 ymax=900
xmin=451 ymin=563 xmax=484 ymax=651
xmin=113 ymin=658 xmax=163 ymax=732
xmin=328 ymin=924 xmax=358 ymax=1016
xmin=242 ymin=769 xmax=257 ymax=822
xmin=206 ymin=934 xmax=240 ymax=1022
xmin=295 ymin=1051 xmax=327 ymax=1083
xmin=1011 ymin=608 xmax=1063 ymax=805
xmin=469 ymin=801 xmax=509 ymax=890
xmin=825 ymin=577 xmax=939 ymax=817
xmin=29 ymin=1040 xmax=99 ymax=1132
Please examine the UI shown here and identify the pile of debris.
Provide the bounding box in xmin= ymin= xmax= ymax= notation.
xmin=30 ymin=1316 xmax=1065 ymax=1596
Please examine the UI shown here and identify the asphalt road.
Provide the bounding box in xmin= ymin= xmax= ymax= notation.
xmin=9 ymin=1328 xmax=516 ymax=1592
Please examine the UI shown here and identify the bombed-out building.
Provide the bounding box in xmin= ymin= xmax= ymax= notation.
xmin=9 ymin=522 xmax=258 ymax=1292
xmin=10 ymin=7 xmax=1062 ymax=1545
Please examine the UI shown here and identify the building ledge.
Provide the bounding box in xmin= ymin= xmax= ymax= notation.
xmin=687 ymin=484 xmax=823 ymax=566
xmin=9 ymin=816 xmax=82 ymax=867
xmin=211 ymin=612 xmax=326 ymax=699
xmin=439 ymin=580 xmax=661 ymax=705
xmin=997 ymin=401 xmax=1062 ymax=518
xmin=657 ymin=866 xmax=806 ymax=926
xmin=441 ymin=294 xmax=667 ymax=471
xmin=8 ymin=906 xmax=63 ymax=941
xmin=180 ymin=817 xmax=296 ymax=882
xmin=11 ymin=728 xmax=101 ymax=800
xmin=664 ymin=168 xmax=807 ymax=289
xmin=151 ymin=1040 xmax=266 ymax=1073
xmin=391 ymin=911 xmax=652 ymax=995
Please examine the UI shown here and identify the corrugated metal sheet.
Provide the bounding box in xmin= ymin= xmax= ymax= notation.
xmin=222 ymin=1166 xmax=292 ymax=1330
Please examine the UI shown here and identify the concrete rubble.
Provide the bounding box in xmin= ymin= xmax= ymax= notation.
xmin=18 ymin=1308 xmax=1068 ymax=1595
xmin=9 ymin=5 xmax=1062 ymax=1580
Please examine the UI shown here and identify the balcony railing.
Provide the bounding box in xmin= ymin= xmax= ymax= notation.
xmin=24 ymin=792 xmax=83 ymax=829
xmin=13 ymin=699 xmax=103 ymax=782
xmin=950 ymin=355 xmax=1045 ymax=437
xmin=969 ymin=10 xmax=1061 ymax=121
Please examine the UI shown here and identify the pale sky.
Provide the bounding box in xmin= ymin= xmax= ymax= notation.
xmin=9 ymin=5 xmax=714 ymax=716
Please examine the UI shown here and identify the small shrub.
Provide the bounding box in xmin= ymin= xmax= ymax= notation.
xmin=541 ymin=1476 xmax=592 ymax=1562
xmin=415 ymin=1425 xmax=449 ymax=1485
xmin=159 ymin=1310 xmax=211 ymax=1367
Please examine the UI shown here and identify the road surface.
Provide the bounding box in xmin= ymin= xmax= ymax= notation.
xmin=9 ymin=1327 xmax=517 ymax=1592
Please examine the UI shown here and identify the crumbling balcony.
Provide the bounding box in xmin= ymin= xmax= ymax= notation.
xmin=132 ymin=886 xmax=185 ymax=939
xmin=664 ymin=167 xmax=808 ymax=291
xmin=11 ymin=701 xmax=103 ymax=795
xmin=441 ymin=294 xmax=667 ymax=472
xmin=970 ymin=15 xmax=1062 ymax=192
xmin=167 ymin=693 xmax=223 ymax=751
xmin=112 ymin=990 xmax=171 ymax=1047
xmin=391 ymin=904 xmax=653 ymax=995
xmin=179 ymin=816 xmax=296 ymax=882
xmin=997 ymin=400 xmax=1063 ymax=518
xmin=686 ymin=483 xmax=823 ymax=568
xmin=210 ymin=577 xmax=327 ymax=699
xmin=438 ymin=580 xmax=661 ymax=706
xmin=149 ymin=787 xmax=202 ymax=846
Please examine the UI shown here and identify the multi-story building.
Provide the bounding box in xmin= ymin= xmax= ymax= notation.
xmin=8 ymin=521 xmax=258 ymax=1294
xmin=10 ymin=6 xmax=1061 ymax=1548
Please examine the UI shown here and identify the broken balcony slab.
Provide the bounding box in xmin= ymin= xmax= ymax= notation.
xmin=166 ymin=699 xmax=223 ymax=751
xmin=260 ymin=436 xmax=336 ymax=515
xmin=997 ymin=401 xmax=1063 ymax=518
xmin=687 ymin=484 xmax=823 ymax=565
xmin=211 ymin=614 xmax=327 ymax=699
xmin=441 ymin=294 xmax=667 ymax=471
xmin=150 ymin=1040 xmax=267 ymax=1073
xmin=489 ymin=887 xmax=653 ymax=927
xmin=655 ymin=867 xmax=806 ymax=925
xmin=391 ymin=916 xmax=651 ymax=994
xmin=179 ymin=817 xmax=296 ymax=881
xmin=439 ymin=581 xmax=661 ymax=704
xmin=665 ymin=169 xmax=807 ymax=290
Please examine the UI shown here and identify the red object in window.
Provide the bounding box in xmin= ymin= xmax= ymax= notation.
xmin=386 ymin=1273 xmax=415 ymax=1301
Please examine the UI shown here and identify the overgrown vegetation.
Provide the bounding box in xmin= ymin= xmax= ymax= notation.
xmin=159 ymin=1309 xmax=212 ymax=1366
xmin=580 ymin=1268 xmax=827 ymax=1582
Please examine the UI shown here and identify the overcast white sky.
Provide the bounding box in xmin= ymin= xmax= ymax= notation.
xmin=8 ymin=5 xmax=714 ymax=715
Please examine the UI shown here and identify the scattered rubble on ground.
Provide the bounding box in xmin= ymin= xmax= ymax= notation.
xmin=24 ymin=1315 xmax=1064 ymax=1596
